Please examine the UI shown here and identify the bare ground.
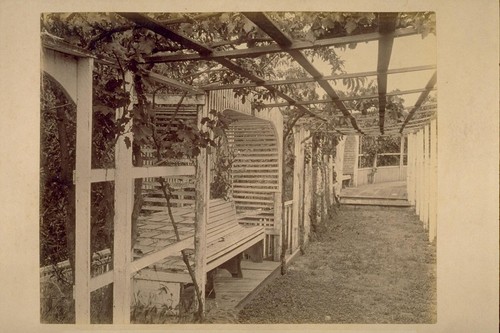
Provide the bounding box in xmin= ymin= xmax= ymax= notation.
xmin=238 ymin=205 xmax=437 ymax=324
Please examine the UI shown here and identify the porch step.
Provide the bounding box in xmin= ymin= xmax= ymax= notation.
xmin=340 ymin=196 xmax=411 ymax=207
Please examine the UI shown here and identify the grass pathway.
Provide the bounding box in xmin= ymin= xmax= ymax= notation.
xmin=237 ymin=206 xmax=436 ymax=324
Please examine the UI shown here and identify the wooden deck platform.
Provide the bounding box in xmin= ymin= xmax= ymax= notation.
xmin=340 ymin=181 xmax=410 ymax=207
xmin=212 ymin=259 xmax=281 ymax=310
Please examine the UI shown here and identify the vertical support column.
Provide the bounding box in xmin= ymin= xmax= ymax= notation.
xmin=412 ymin=132 xmax=418 ymax=206
xmin=334 ymin=137 xmax=346 ymax=193
xmin=328 ymin=155 xmax=334 ymax=200
xmin=416 ymin=129 xmax=423 ymax=219
xmin=194 ymin=101 xmax=209 ymax=313
xmin=399 ymin=135 xmax=405 ymax=181
xmin=429 ymin=118 xmax=438 ymax=241
xmin=352 ymin=135 xmax=360 ymax=187
xmin=74 ymin=57 xmax=94 ymax=324
xmin=423 ymin=125 xmax=430 ymax=229
xmin=302 ymin=130 xmax=312 ymax=246
xmin=426 ymin=124 xmax=432 ymax=230
xmin=292 ymin=127 xmax=303 ymax=252
xmin=406 ymin=133 xmax=414 ymax=204
xmin=113 ymin=71 xmax=134 ymax=324
xmin=274 ymin=191 xmax=282 ymax=261
xmin=414 ymin=132 xmax=419 ymax=213
xmin=419 ymin=128 xmax=425 ymax=222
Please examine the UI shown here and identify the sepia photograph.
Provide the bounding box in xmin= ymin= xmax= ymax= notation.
xmin=0 ymin=1 xmax=498 ymax=332
xmin=39 ymin=11 xmax=438 ymax=324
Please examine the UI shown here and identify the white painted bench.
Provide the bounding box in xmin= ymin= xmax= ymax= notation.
xmin=135 ymin=198 xmax=265 ymax=300
xmin=204 ymin=198 xmax=265 ymax=297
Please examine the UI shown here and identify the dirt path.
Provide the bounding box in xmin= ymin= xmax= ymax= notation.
xmin=238 ymin=206 xmax=436 ymax=324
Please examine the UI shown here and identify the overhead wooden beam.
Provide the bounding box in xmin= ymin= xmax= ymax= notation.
xmin=376 ymin=13 xmax=398 ymax=134
xmin=202 ymin=64 xmax=436 ymax=91
xmin=144 ymin=70 xmax=204 ymax=94
xmin=262 ymin=87 xmax=437 ymax=108
xmin=119 ymin=12 xmax=321 ymax=120
xmin=145 ymin=27 xmax=420 ymax=64
xmin=351 ymin=119 xmax=435 ymax=133
xmin=244 ymin=12 xmax=363 ymax=134
xmin=339 ymin=120 xmax=435 ymax=135
xmin=399 ymin=71 xmax=438 ymax=133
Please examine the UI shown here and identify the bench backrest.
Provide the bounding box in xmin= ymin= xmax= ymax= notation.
xmin=206 ymin=199 xmax=239 ymax=247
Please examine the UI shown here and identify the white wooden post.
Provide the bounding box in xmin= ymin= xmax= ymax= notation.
xmin=406 ymin=133 xmax=414 ymax=204
xmin=335 ymin=137 xmax=346 ymax=194
xmin=429 ymin=118 xmax=438 ymax=241
xmin=416 ymin=130 xmax=423 ymax=220
xmin=419 ymin=128 xmax=425 ymax=223
xmin=292 ymin=126 xmax=303 ymax=251
xmin=194 ymin=103 xmax=209 ymax=311
xmin=74 ymin=57 xmax=94 ymax=324
xmin=399 ymin=135 xmax=405 ymax=181
xmin=302 ymin=130 xmax=312 ymax=245
xmin=352 ymin=136 xmax=360 ymax=187
xmin=423 ymin=125 xmax=429 ymax=229
xmin=419 ymin=128 xmax=425 ymax=222
xmin=328 ymin=155 xmax=334 ymax=200
xmin=414 ymin=132 xmax=419 ymax=213
xmin=273 ymin=191 xmax=282 ymax=261
xmin=413 ymin=132 xmax=418 ymax=207
xmin=426 ymin=124 xmax=432 ymax=230
xmin=113 ymin=72 xmax=134 ymax=324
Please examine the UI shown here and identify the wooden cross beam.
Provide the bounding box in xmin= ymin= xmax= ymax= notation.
xmin=244 ymin=12 xmax=364 ymax=134
xmin=337 ymin=113 xmax=436 ymax=133
xmin=119 ymin=12 xmax=323 ymax=121
xmin=376 ymin=13 xmax=398 ymax=135
xmin=144 ymin=27 xmax=420 ymax=64
xmin=144 ymin=70 xmax=204 ymax=95
xmin=399 ymin=71 xmax=438 ymax=133
xmin=262 ymin=87 xmax=437 ymax=107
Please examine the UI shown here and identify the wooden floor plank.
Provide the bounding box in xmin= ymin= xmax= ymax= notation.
xmin=213 ymin=260 xmax=280 ymax=310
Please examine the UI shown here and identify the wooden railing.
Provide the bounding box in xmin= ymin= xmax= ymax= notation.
xmin=357 ymin=165 xmax=407 ymax=185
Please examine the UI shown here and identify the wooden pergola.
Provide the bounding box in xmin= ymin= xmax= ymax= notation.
xmin=118 ymin=12 xmax=437 ymax=136
xmin=41 ymin=11 xmax=437 ymax=325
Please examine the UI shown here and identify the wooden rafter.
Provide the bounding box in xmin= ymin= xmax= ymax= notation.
xmin=119 ymin=12 xmax=324 ymax=121
xmin=244 ymin=12 xmax=363 ymax=134
xmin=202 ymin=64 xmax=436 ymax=91
xmin=144 ymin=27 xmax=419 ymax=64
xmin=399 ymin=71 xmax=438 ymax=133
xmin=376 ymin=13 xmax=398 ymax=135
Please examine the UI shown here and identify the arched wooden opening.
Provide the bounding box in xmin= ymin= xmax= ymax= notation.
xmin=223 ymin=110 xmax=281 ymax=258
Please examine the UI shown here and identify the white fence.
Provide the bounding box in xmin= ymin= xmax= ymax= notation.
xmin=357 ymin=165 xmax=407 ymax=186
